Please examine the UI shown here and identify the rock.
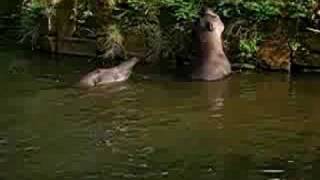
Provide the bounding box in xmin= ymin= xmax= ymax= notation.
xmin=232 ymin=63 xmax=256 ymax=70
xmin=292 ymin=31 xmax=320 ymax=70
xmin=293 ymin=48 xmax=320 ymax=69
xmin=300 ymin=30 xmax=320 ymax=53
xmin=257 ymin=36 xmax=291 ymax=71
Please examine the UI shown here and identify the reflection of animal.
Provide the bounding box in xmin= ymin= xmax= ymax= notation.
xmin=192 ymin=8 xmax=231 ymax=81
xmin=79 ymin=57 xmax=139 ymax=87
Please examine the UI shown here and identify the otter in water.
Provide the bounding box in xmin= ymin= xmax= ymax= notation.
xmin=192 ymin=8 xmax=231 ymax=81
xmin=79 ymin=57 xmax=139 ymax=87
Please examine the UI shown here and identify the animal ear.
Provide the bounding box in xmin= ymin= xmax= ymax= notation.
xmin=207 ymin=22 xmax=214 ymax=31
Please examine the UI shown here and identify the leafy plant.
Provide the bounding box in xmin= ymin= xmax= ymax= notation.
xmin=210 ymin=0 xmax=315 ymax=20
xmin=160 ymin=0 xmax=200 ymax=21
xmin=242 ymin=1 xmax=283 ymax=21
xmin=98 ymin=24 xmax=124 ymax=59
xmin=286 ymin=0 xmax=316 ymax=18
xmin=238 ymin=32 xmax=262 ymax=60
xmin=18 ymin=0 xmax=318 ymax=67
xmin=19 ymin=1 xmax=46 ymax=49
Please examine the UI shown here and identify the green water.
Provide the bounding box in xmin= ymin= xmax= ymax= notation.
xmin=1 ymin=47 xmax=320 ymax=180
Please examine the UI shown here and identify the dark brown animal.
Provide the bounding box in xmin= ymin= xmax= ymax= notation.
xmin=192 ymin=8 xmax=231 ymax=81
xmin=79 ymin=57 xmax=139 ymax=87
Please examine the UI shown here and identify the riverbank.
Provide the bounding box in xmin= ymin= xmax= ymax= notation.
xmin=3 ymin=0 xmax=320 ymax=75
xmin=94 ymin=0 xmax=320 ymax=74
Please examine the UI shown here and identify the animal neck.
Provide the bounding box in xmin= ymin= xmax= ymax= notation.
xmin=198 ymin=32 xmax=227 ymax=63
xmin=214 ymin=32 xmax=225 ymax=52
xmin=117 ymin=58 xmax=139 ymax=73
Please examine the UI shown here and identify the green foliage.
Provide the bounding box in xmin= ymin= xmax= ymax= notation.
xmin=160 ymin=0 xmax=200 ymax=21
xmin=288 ymin=39 xmax=302 ymax=52
xmin=210 ymin=0 xmax=315 ymax=64
xmin=20 ymin=1 xmax=44 ymax=33
xmin=20 ymin=0 xmax=95 ymax=37
xmin=213 ymin=0 xmax=315 ymax=20
xmin=242 ymin=1 xmax=283 ymax=21
xmin=18 ymin=0 xmax=317 ymax=66
xmin=239 ymin=36 xmax=260 ymax=59
xmin=96 ymin=0 xmax=317 ymax=64
xmin=107 ymin=24 xmax=124 ymax=46
xmin=287 ymin=0 xmax=316 ymax=18
xmin=214 ymin=0 xmax=282 ymax=21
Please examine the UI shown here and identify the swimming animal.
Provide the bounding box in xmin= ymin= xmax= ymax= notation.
xmin=79 ymin=57 xmax=139 ymax=87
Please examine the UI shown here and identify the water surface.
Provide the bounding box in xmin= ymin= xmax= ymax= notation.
xmin=1 ymin=47 xmax=320 ymax=180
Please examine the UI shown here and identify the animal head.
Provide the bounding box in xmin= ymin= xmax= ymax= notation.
xmin=114 ymin=57 xmax=140 ymax=79
xmin=117 ymin=57 xmax=140 ymax=71
xmin=199 ymin=7 xmax=224 ymax=34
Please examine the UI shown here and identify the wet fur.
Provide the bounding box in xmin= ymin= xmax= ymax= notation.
xmin=192 ymin=8 xmax=231 ymax=81
xmin=79 ymin=57 xmax=139 ymax=87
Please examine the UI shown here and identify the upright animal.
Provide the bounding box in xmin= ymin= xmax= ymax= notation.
xmin=79 ymin=57 xmax=139 ymax=87
xmin=192 ymin=7 xmax=231 ymax=81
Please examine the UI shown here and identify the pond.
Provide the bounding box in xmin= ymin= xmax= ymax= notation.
xmin=1 ymin=46 xmax=320 ymax=180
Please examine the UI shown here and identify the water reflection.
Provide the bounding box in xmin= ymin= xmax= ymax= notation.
xmin=206 ymin=78 xmax=230 ymax=119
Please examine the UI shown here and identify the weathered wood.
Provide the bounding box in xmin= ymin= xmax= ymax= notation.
xmin=38 ymin=36 xmax=96 ymax=57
